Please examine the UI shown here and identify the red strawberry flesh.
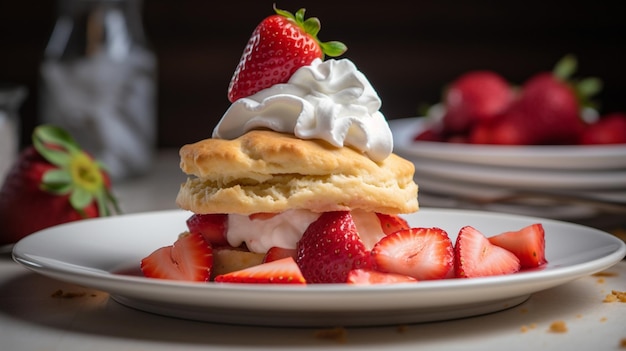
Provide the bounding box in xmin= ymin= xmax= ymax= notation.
xmin=454 ymin=226 xmax=521 ymax=278
xmin=376 ymin=213 xmax=410 ymax=236
xmin=346 ymin=269 xmax=417 ymax=285
xmin=141 ymin=232 xmax=213 ymax=282
xmin=186 ymin=213 xmax=229 ymax=246
xmin=371 ymin=227 xmax=454 ymax=280
xmin=215 ymin=257 xmax=306 ymax=284
xmin=488 ymin=223 xmax=547 ymax=269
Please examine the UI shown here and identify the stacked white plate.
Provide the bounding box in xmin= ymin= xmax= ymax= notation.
xmin=390 ymin=117 xmax=626 ymax=221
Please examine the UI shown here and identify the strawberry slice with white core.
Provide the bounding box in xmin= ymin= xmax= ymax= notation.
xmin=141 ymin=232 xmax=213 ymax=282
xmin=488 ymin=223 xmax=547 ymax=269
xmin=214 ymin=257 xmax=306 ymax=284
xmin=346 ymin=269 xmax=417 ymax=285
xmin=454 ymin=226 xmax=521 ymax=278
xmin=371 ymin=227 xmax=454 ymax=280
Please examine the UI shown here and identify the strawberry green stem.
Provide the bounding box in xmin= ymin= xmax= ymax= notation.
xmin=33 ymin=124 xmax=121 ymax=218
xmin=552 ymin=54 xmax=603 ymax=110
xmin=273 ymin=4 xmax=347 ymax=58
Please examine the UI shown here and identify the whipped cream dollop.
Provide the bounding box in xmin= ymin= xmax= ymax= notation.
xmin=212 ymin=58 xmax=393 ymax=162
xmin=225 ymin=210 xmax=386 ymax=253
xmin=226 ymin=210 xmax=321 ymax=253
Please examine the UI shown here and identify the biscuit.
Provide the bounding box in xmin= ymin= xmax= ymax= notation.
xmin=176 ymin=130 xmax=418 ymax=215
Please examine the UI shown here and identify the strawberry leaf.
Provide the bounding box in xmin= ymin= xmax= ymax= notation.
xmin=104 ymin=190 xmax=121 ymax=215
xmin=69 ymin=187 xmax=94 ymax=215
xmin=551 ymin=54 xmax=603 ymax=111
xmin=30 ymin=124 xmax=122 ymax=218
xmin=320 ymin=41 xmax=348 ymax=57
xmin=33 ymin=138 xmax=71 ymax=168
xmin=553 ymin=54 xmax=577 ymax=81
xmin=294 ymin=7 xmax=305 ymax=23
xmin=303 ymin=18 xmax=321 ymax=37
xmin=576 ymin=77 xmax=603 ymax=98
xmin=273 ymin=4 xmax=347 ymax=58
xmin=40 ymin=169 xmax=72 ymax=194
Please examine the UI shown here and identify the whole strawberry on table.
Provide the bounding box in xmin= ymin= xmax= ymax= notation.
xmin=414 ymin=55 xmax=626 ymax=145
xmin=0 ymin=125 xmax=120 ymax=246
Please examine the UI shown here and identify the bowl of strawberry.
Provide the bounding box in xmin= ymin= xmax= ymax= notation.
xmin=411 ymin=55 xmax=626 ymax=146
xmin=389 ymin=55 xmax=626 ymax=221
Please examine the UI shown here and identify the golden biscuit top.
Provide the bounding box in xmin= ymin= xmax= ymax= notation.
xmin=179 ymin=130 xmax=413 ymax=183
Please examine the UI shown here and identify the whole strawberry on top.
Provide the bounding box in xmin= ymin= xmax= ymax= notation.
xmin=227 ymin=4 xmax=347 ymax=102
xmin=0 ymin=125 xmax=120 ymax=245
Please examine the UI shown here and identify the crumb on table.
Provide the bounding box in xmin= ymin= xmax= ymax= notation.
xmin=603 ymin=290 xmax=626 ymax=303
xmin=548 ymin=320 xmax=568 ymax=333
xmin=593 ymin=271 xmax=618 ymax=277
xmin=520 ymin=323 xmax=537 ymax=333
xmin=314 ymin=327 xmax=348 ymax=343
xmin=50 ymin=289 xmax=87 ymax=299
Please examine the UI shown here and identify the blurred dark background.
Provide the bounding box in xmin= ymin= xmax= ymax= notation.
xmin=1 ymin=0 xmax=625 ymax=149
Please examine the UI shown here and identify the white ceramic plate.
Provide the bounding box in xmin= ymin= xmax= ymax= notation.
xmin=411 ymin=157 xmax=626 ymax=190
xmin=391 ymin=117 xmax=626 ymax=170
xmin=12 ymin=209 xmax=625 ymax=327
xmin=414 ymin=176 xmax=626 ymax=220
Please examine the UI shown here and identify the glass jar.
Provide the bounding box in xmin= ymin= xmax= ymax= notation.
xmin=0 ymin=83 xmax=28 ymax=184
xmin=39 ymin=0 xmax=157 ymax=180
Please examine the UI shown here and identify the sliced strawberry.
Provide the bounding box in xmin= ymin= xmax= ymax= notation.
xmin=454 ymin=226 xmax=521 ymax=278
xmin=376 ymin=213 xmax=410 ymax=235
xmin=227 ymin=5 xmax=346 ymax=102
xmin=346 ymin=269 xmax=417 ymax=285
xmin=186 ymin=213 xmax=229 ymax=246
xmin=263 ymin=246 xmax=297 ymax=263
xmin=371 ymin=227 xmax=454 ymax=280
xmin=141 ymin=232 xmax=213 ymax=282
xmin=488 ymin=223 xmax=547 ymax=269
xmin=296 ymin=211 xmax=372 ymax=283
xmin=214 ymin=257 xmax=306 ymax=284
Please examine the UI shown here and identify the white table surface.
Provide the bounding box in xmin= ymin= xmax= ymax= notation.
xmin=1 ymin=150 xmax=625 ymax=351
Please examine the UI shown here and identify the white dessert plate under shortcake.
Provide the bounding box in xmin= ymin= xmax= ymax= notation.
xmin=12 ymin=209 xmax=625 ymax=327
xmin=390 ymin=117 xmax=626 ymax=171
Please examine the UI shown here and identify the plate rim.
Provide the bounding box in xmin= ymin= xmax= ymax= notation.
xmin=411 ymin=157 xmax=626 ymax=189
